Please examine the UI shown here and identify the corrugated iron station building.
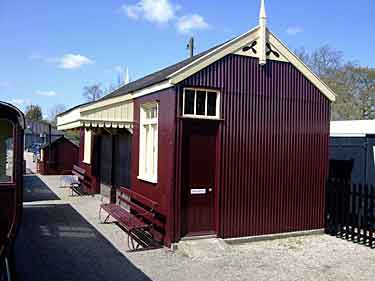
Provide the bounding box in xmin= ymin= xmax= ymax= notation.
xmin=57 ymin=1 xmax=336 ymax=246
xmin=37 ymin=136 xmax=79 ymax=175
xmin=330 ymin=120 xmax=375 ymax=184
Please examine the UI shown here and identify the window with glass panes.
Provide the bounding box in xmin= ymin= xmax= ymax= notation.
xmin=138 ymin=103 xmax=158 ymax=183
xmin=183 ymin=88 xmax=220 ymax=119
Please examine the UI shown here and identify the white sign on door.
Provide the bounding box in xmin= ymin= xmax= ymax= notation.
xmin=190 ymin=188 xmax=206 ymax=195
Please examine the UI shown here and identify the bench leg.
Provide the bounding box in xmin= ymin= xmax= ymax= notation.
xmin=98 ymin=207 xmax=102 ymax=221
xmin=128 ymin=232 xmax=136 ymax=251
xmin=104 ymin=214 xmax=111 ymax=224
xmin=98 ymin=207 xmax=111 ymax=223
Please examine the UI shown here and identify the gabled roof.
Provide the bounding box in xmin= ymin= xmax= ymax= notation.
xmin=99 ymin=25 xmax=335 ymax=102
xmin=41 ymin=136 xmax=79 ymax=149
xmin=58 ymin=22 xmax=337 ymax=130
xmin=102 ymin=42 xmax=226 ymax=100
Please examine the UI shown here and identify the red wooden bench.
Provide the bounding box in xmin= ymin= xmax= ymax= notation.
xmin=99 ymin=187 xmax=160 ymax=250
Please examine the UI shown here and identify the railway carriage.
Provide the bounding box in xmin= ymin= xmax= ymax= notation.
xmin=0 ymin=101 xmax=25 ymax=280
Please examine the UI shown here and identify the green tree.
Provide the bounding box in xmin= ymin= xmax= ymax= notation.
xmin=25 ymin=104 xmax=43 ymax=121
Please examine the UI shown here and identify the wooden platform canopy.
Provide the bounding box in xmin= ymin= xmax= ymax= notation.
xmin=57 ymin=94 xmax=134 ymax=131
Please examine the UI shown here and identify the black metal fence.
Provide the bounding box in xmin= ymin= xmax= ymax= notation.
xmin=325 ymin=178 xmax=375 ymax=248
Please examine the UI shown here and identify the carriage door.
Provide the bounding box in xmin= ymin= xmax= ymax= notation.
xmin=182 ymin=121 xmax=217 ymax=236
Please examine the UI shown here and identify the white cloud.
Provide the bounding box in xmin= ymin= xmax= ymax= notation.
xmin=49 ymin=54 xmax=94 ymax=69
xmin=176 ymin=14 xmax=210 ymax=34
xmin=286 ymin=27 xmax=303 ymax=35
xmin=123 ymin=0 xmax=177 ymax=23
xmin=35 ymin=90 xmax=57 ymax=97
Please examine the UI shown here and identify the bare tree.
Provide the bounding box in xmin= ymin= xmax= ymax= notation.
xmin=295 ymin=45 xmax=343 ymax=78
xmin=296 ymin=46 xmax=375 ymax=121
xmin=83 ymin=84 xmax=103 ymax=102
xmin=49 ymin=104 xmax=67 ymax=125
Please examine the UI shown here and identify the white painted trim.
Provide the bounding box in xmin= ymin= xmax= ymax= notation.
xmin=83 ymin=129 xmax=92 ymax=165
xmin=168 ymin=26 xmax=260 ymax=84
xmin=137 ymin=175 xmax=158 ymax=184
xmin=234 ymin=36 xmax=289 ymax=63
xmin=138 ymin=102 xmax=159 ymax=184
xmin=168 ymin=26 xmax=336 ymax=102
xmin=267 ymin=31 xmax=336 ymax=102
xmin=131 ymin=81 xmax=173 ymax=99
xmin=57 ymin=121 xmax=82 ymax=131
xmin=80 ymin=94 xmax=133 ymax=113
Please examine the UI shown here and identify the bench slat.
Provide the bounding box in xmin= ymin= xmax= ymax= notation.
xmin=119 ymin=187 xmax=158 ymax=209
xmin=101 ymin=204 xmax=149 ymax=230
xmin=118 ymin=196 xmax=154 ymax=220
xmin=73 ymin=165 xmax=86 ymax=175
xmin=72 ymin=171 xmax=85 ymax=180
xmin=118 ymin=195 xmax=165 ymax=230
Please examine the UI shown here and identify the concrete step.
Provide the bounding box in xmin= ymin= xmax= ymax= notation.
xmin=176 ymin=238 xmax=232 ymax=260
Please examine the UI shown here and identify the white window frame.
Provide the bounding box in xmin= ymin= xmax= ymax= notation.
xmin=182 ymin=88 xmax=221 ymax=119
xmin=83 ymin=129 xmax=92 ymax=164
xmin=138 ymin=102 xmax=158 ymax=184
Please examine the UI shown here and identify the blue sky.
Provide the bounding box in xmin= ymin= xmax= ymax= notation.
xmin=0 ymin=0 xmax=374 ymax=117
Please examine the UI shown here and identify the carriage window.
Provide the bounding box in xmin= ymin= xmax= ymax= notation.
xmin=183 ymin=88 xmax=220 ymax=119
xmin=0 ymin=120 xmax=14 ymax=183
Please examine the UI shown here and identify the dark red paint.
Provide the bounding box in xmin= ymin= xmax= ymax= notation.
xmin=73 ymin=54 xmax=331 ymax=246
xmin=38 ymin=137 xmax=79 ymax=175
xmin=181 ymin=120 xmax=217 ymax=235
xmin=0 ymin=102 xmax=24 ymax=269
xmin=131 ymin=88 xmax=177 ymax=246
xmin=175 ymin=55 xmax=330 ymax=239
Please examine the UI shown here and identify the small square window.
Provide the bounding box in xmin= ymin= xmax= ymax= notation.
xmin=183 ymin=88 xmax=220 ymax=119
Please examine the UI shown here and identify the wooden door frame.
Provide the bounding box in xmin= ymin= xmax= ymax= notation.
xmin=172 ymin=86 xmax=223 ymax=243
xmin=178 ymin=119 xmax=221 ymax=238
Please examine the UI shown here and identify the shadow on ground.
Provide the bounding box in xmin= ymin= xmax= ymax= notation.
xmin=15 ymin=203 xmax=152 ymax=281
xmin=23 ymin=175 xmax=60 ymax=202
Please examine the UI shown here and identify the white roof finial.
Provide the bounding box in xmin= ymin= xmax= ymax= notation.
xmin=259 ymin=0 xmax=267 ymax=65
xmin=259 ymin=0 xmax=267 ymax=23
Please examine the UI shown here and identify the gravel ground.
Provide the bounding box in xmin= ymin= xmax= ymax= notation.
xmin=15 ymin=165 xmax=375 ymax=281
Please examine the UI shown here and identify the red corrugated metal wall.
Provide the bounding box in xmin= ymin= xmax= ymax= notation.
xmin=180 ymin=54 xmax=330 ymax=238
